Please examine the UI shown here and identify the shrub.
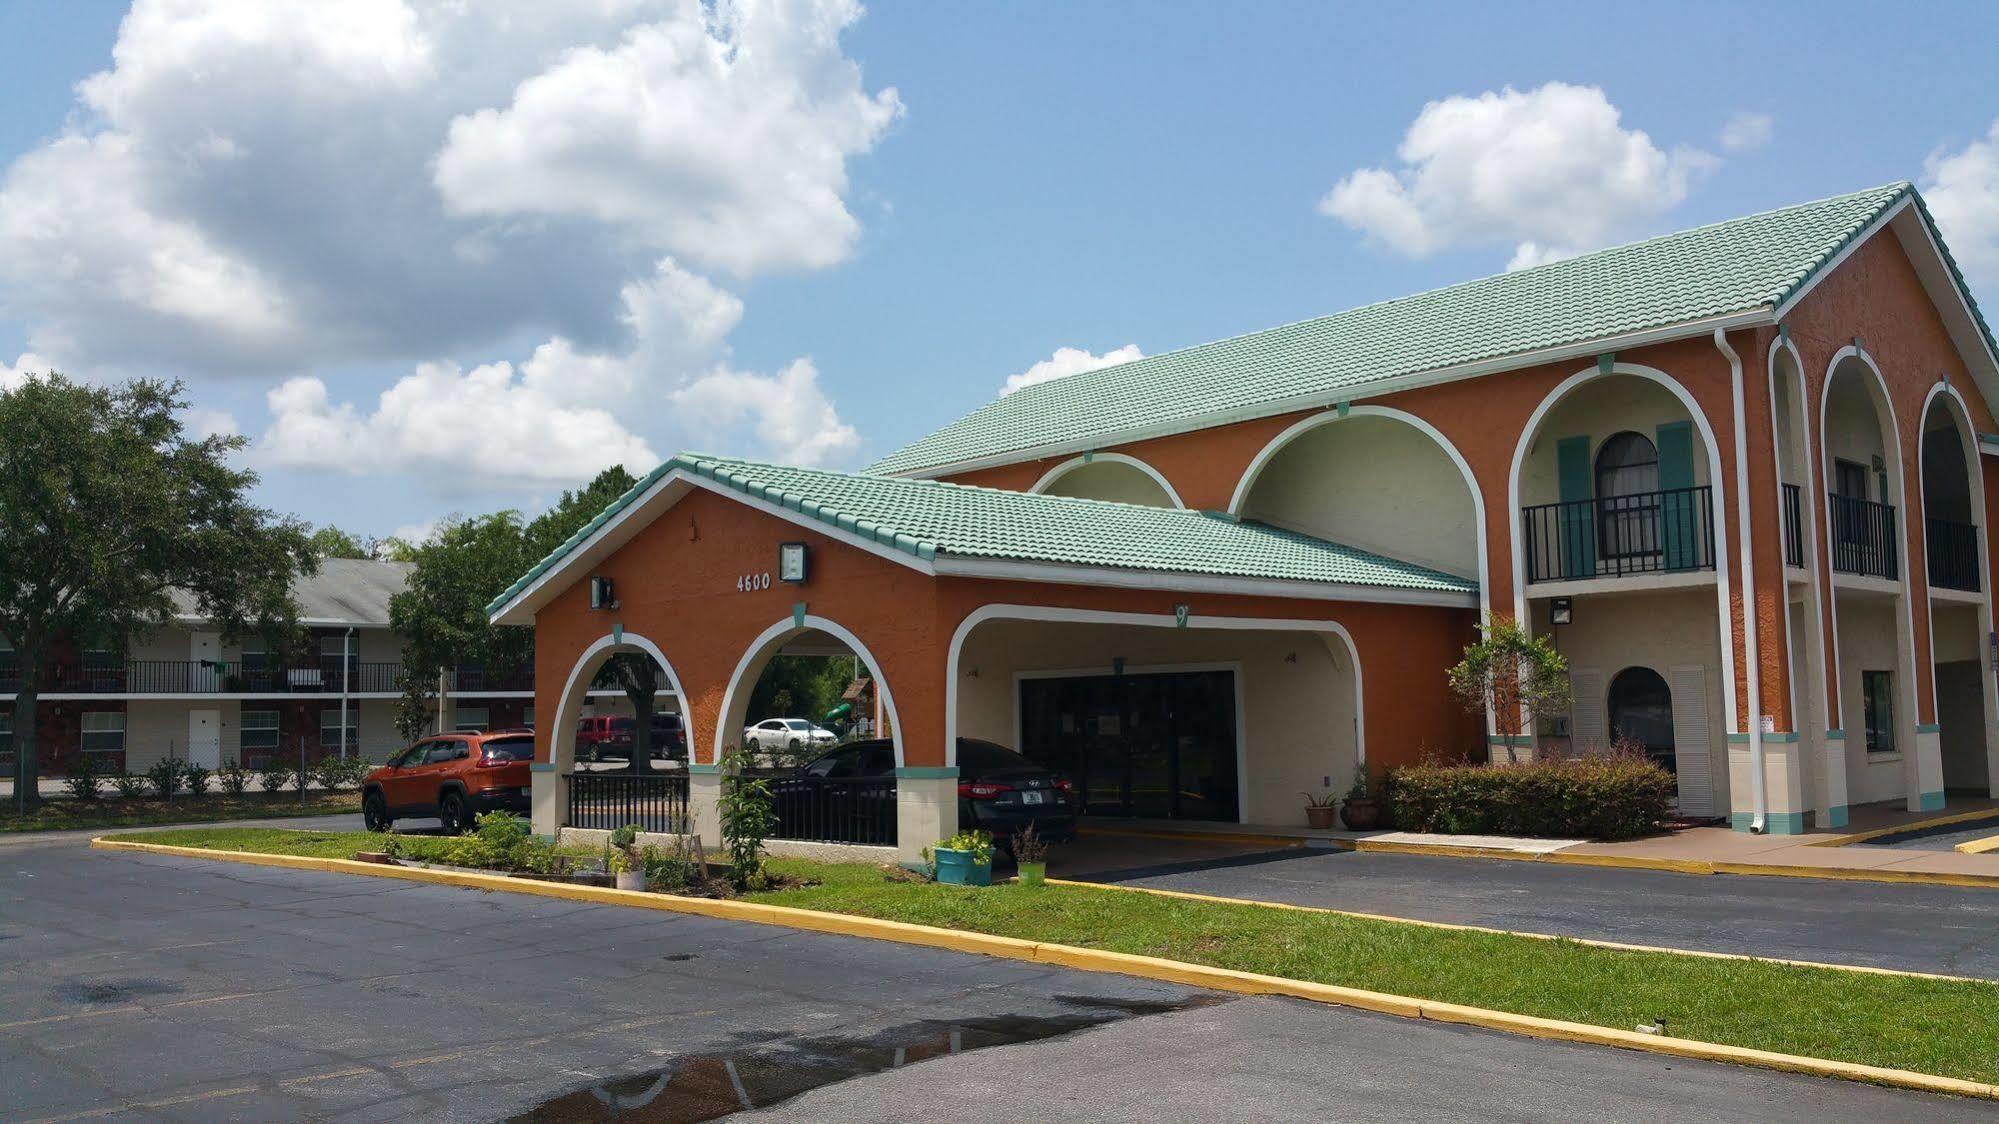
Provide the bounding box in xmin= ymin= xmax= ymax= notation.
xmin=183 ymin=763 xmax=213 ymax=797
xmin=145 ymin=757 xmax=184 ymax=798
xmin=217 ymin=761 xmax=250 ymax=796
xmin=311 ymin=755 xmax=349 ymax=791
xmin=475 ymin=811 xmax=531 ymax=870
xmin=260 ymin=760 xmax=295 ymax=795
xmin=1387 ymin=752 xmax=1674 ymax=842
xmin=112 ymin=771 xmax=147 ymax=799
xmin=719 ymin=746 xmax=776 ymax=891
xmin=640 ymin=839 xmax=699 ymax=891
xmin=62 ymin=755 xmax=101 ymax=801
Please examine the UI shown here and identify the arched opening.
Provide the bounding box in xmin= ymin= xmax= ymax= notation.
xmin=1031 ymin=455 xmax=1181 ymax=507
xmin=716 ymin=616 xmax=903 ymax=847
xmin=1232 ymin=410 xmax=1479 ymax=581
xmin=949 ymin=607 xmax=1364 ymax=827
xmin=1920 ymin=388 xmax=1996 ymax=796
xmin=1821 ymin=350 xmax=1922 ymax=809
xmin=544 ymin=633 xmax=693 ymax=837
xmin=1608 ymin=666 xmax=1675 ymax=773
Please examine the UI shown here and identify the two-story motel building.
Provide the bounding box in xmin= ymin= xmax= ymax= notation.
xmin=491 ymin=183 xmax=1999 ymax=860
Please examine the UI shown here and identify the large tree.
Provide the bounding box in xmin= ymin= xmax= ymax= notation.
xmin=0 ymin=375 xmax=314 ymax=810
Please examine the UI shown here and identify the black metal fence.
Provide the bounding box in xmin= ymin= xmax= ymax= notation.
xmin=1782 ymin=483 xmax=1804 ymax=569
xmin=765 ymin=774 xmax=897 ymax=846
xmin=1927 ymin=518 xmax=1981 ymax=592
xmin=1522 ymin=486 xmax=1715 ymax=583
xmin=1828 ymin=493 xmax=1899 ymax=579
xmin=567 ymin=771 xmax=690 ymax=834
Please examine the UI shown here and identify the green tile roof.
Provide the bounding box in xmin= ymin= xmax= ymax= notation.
xmin=872 ymin=182 xmax=1978 ymax=476
xmin=487 ymin=453 xmax=1475 ymax=616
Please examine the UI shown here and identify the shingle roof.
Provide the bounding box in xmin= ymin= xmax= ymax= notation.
xmin=175 ymin=557 xmax=413 ymax=626
xmin=871 ymin=182 xmax=1949 ymax=476
xmin=486 ymin=453 xmax=1474 ymax=616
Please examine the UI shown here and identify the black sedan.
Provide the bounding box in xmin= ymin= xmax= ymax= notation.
xmin=775 ymin=737 xmax=1076 ymax=850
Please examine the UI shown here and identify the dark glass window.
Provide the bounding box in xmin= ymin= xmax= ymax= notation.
xmin=1834 ymin=459 xmax=1870 ymax=501
xmin=1595 ymin=432 xmax=1660 ymax=498
xmin=1607 ymin=667 xmax=1675 ymax=773
xmin=1863 ymin=670 xmax=1895 ymax=753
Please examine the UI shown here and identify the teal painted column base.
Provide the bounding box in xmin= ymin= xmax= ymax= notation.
xmin=1730 ymin=811 xmax=1807 ymax=834
xmin=1919 ymin=790 xmax=1946 ymax=812
xmin=1822 ymin=804 xmax=1849 ymax=829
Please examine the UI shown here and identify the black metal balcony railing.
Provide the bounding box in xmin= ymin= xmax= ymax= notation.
xmin=1927 ymin=518 xmax=1981 ymax=592
xmin=0 ymin=659 xmax=404 ymax=695
xmin=1522 ymin=486 xmax=1716 ymax=584
xmin=568 ymin=771 xmax=689 ymax=834
xmin=766 ymin=774 xmax=898 ymax=845
xmin=1829 ymin=493 xmax=1899 ymax=580
xmin=1782 ymin=483 xmax=1805 ymax=569
xmin=453 ymin=665 xmax=535 ymax=692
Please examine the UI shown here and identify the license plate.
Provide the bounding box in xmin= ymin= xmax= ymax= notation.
xmin=1022 ymin=791 xmax=1046 ymax=805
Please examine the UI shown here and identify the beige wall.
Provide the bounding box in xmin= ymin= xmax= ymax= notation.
xmin=1238 ymin=415 xmax=1477 ymax=579
xmin=954 ymin=618 xmax=1356 ymax=826
xmin=1822 ymin=370 xmax=1891 ymax=497
xmin=1040 ymin=460 xmax=1177 ymax=506
xmin=1835 ymin=595 xmax=1910 ymax=805
xmin=1518 ymin=375 xmax=1710 ymax=509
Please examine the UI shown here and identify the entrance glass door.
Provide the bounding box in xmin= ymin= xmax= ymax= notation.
xmin=1018 ymin=669 xmax=1239 ymax=821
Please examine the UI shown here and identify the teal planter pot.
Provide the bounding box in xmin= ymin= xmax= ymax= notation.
xmin=933 ymin=847 xmax=992 ymax=886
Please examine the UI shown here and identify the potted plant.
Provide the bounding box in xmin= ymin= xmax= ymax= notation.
xmin=1302 ymin=789 xmax=1339 ymax=829
xmin=1012 ymin=821 xmax=1049 ymax=887
xmin=609 ymin=824 xmax=646 ymax=891
xmin=1340 ymin=764 xmax=1382 ymax=830
xmin=927 ymin=829 xmax=994 ymax=886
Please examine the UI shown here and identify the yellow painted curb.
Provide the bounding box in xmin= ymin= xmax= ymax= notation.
xmin=1344 ymin=834 xmax=1999 ymax=888
xmin=91 ymin=836 xmax=1999 ymax=1102
xmin=1045 ymin=878 xmax=1986 ymax=983
xmin=1807 ymin=807 xmax=1999 ymax=847
xmin=1075 ymin=825 xmax=1309 ymax=849
xmin=1956 ymin=833 xmax=1999 ymax=856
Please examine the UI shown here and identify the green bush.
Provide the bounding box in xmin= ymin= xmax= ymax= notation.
xmin=1387 ymin=754 xmax=1674 ymax=841
xmin=145 ymin=757 xmax=184 ymax=798
xmin=217 ymin=762 xmax=250 ymax=796
xmin=111 ymin=771 xmax=147 ymax=799
xmin=62 ymin=756 xmax=101 ymax=801
xmin=260 ymin=760 xmax=295 ymax=795
xmin=183 ymin=763 xmax=213 ymax=796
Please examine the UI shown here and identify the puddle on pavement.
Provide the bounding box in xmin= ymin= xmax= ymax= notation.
xmin=54 ymin=977 xmax=183 ymax=1004
xmin=513 ymin=993 xmax=1220 ymax=1121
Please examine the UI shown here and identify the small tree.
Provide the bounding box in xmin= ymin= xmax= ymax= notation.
xmin=718 ymin=744 xmax=776 ymax=891
xmin=1447 ymin=615 xmax=1571 ymax=763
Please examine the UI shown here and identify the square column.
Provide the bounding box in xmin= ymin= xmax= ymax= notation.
xmin=1819 ymin=731 xmax=1850 ymax=827
xmin=894 ymin=767 xmax=958 ymax=866
xmin=1914 ymin=726 xmax=1946 ymax=811
xmin=1726 ymin=732 xmax=1808 ymax=834
xmin=688 ymin=766 xmax=723 ymax=848
xmin=529 ymin=765 xmax=565 ymax=836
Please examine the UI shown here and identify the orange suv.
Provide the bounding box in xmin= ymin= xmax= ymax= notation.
xmin=361 ymin=730 xmax=535 ymax=833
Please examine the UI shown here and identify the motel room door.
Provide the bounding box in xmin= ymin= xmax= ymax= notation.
xmin=1019 ymin=669 xmax=1239 ymax=821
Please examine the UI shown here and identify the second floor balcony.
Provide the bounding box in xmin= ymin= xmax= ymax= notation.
xmin=0 ymin=659 xmax=405 ymax=696
xmin=1927 ymin=517 xmax=1981 ymax=592
xmin=1522 ymin=485 xmax=1716 ymax=585
xmin=1828 ymin=493 xmax=1898 ymax=581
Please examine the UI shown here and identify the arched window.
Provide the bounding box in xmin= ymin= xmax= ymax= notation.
xmin=1596 ymin=432 xmax=1660 ymax=561
xmin=1607 ymin=666 xmax=1675 ymax=773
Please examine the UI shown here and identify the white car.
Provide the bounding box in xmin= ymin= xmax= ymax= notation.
xmin=742 ymin=717 xmax=839 ymax=752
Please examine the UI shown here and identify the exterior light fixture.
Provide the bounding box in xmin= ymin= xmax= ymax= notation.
xmin=778 ymin=542 xmax=809 ymax=583
xmin=588 ymin=576 xmax=616 ymax=610
xmin=1550 ymin=597 xmax=1573 ymax=625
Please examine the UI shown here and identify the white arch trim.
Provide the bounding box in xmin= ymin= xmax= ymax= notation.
xmin=944 ymin=604 xmax=1366 ymax=781
xmin=1819 ymin=347 xmax=1930 ymax=734
xmin=1506 ymin=361 xmax=1740 ymax=734
xmin=1768 ymin=335 xmax=1828 ymax=737
xmin=1028 ymin=452 xmax=1186 ymax=508
xmin=1226 ymin=405 xmax=1489 ymax=599
xmin=1918 ymin=379 xmax=1994 ymax=744
xmin=715 ymin=614 xmax=906 ymax=767
xmin=552 ymin=631 xmax=697 ymax=769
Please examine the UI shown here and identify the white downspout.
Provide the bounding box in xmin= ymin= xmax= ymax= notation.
xmin=1716 ymin=327 xmax=1767 ymax=832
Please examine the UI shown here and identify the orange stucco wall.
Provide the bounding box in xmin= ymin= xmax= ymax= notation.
xmin=529 ymin=485 xmax=1480 ymax=775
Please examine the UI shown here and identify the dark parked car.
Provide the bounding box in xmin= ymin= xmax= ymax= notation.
xmin=773 ymin=737 xmax=1075 ymax=849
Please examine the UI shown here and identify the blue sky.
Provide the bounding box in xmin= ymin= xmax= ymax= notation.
xmin=3 ymin=1 xmax=1997 ymax=541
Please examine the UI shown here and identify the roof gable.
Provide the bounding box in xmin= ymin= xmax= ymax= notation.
xmin=871 ymin=182 xmax=1980 ymax=477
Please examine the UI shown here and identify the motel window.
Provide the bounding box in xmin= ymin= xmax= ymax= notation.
xmin=1863 ymin=671 xmax=1895 ymax=753
xmin=81 ymin=712 xmax=125 ymax=754
xmin=453 ymin=707 xmax=489 ymax=733
xmin=319 ymin=708 xmax=358 ymax=751
xmin=318 ymin=636 xmax=352 ymax=673
xmin=241 ymin=709 xmax=279 ymax=752
xmin=241 ymin=637 xmax=268 ymax=671
xmin=0 ymin=709 xmax=11 ymax=755
xmin=1834 ymin=459 xmax=1871 ymax=502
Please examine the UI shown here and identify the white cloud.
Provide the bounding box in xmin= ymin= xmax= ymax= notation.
xmin=1925 ymin=120 xmax=1999 ymax=287
xmin=185 ymin=407 xmax=241 ymax=439
xmin=0 ymin=351 xmax=56 ymax=391
xmin=672 ymin=359 xmax=859 ymax=467
xmin=1320 ymin=82 xmax=1717 ymax=269
xmin=391 ymin=517 xmax=439 ymax=546
xmin=434 ymin=1 xmax=902 ymax=277
xmin=1001 ymin=344 xmax=1143 ymax=396
xmin=1718 ymin=112 xmax=1773 ymax=153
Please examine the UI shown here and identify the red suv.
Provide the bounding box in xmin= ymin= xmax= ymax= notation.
xmin=362 ymin=731 xmax=534 ymax=833
xmin=575 ymin=715 xmax=634 ymax=763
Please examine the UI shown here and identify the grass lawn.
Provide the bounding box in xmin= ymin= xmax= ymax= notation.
xmin=111 ymin=829 xmax=1999 ymax=1085
xmin=5 ymin=791 xmax=358 ymax=833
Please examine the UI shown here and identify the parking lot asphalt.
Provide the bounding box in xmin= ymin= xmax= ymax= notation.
xmin=1074 ymin=842 xmax=1999 ymax=978
xmin=3 ymin=835 xmax=1994 ymax=1121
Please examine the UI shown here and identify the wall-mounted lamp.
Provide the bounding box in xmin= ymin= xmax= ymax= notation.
xmin=1550 ymin=597 xmax=1573 ymax=626
xmin=588 ymin=576 xmax=617 ymax=610
xmin=779 ymin=542 xmax=809 ymax=583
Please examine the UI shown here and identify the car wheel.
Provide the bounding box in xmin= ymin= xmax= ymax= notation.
xmin=438 ymin=790 xmax=468 ymax=835
xmin=788 ymin=737 xmax=802 ymax=751
xmin=747 ymin=738 xmax=760 ymax=752
xmin=362 ymin=790 xmax=391 ymax=832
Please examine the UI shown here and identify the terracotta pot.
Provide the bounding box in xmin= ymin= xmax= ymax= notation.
xmin=1304 ymin=805 xmax=1338 ymax=829
xmin=1340 ymin=798 xmax=1382 ymax=831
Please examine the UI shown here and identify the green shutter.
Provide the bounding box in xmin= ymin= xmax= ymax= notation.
xmin=1656 ymin=422 xmax=1695 ymax=569
xmin=1556 ymin=436 xmax=1595 ymax=578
